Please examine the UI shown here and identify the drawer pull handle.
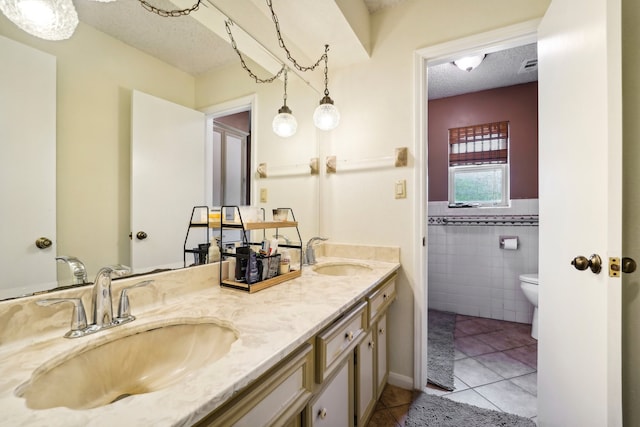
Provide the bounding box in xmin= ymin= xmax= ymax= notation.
xmin=379 ymin=327 xmax=385 ymax=335
xmin=319 ymin=408 xmax=328 ymax=419
xmin=368 ymin=340 xmax=375 ymax=349
xmin=345 ymin=331 xmax=354 ymax=341
xmin=383 ymin=293 xmax=388 ymax=300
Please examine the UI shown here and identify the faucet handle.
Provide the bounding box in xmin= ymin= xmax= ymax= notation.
xmin=37 ymin=298 xmax=88 ymax=338
xmin=115 ymin=280 xmax=153 ymax=324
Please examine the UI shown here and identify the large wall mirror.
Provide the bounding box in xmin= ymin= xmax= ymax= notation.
xmin=0 ymin=5 xmax=321 ymax=300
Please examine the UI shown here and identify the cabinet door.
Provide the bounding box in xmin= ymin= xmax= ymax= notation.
xmin=309 ymin=358 xmax=353 ymax=427
xmin=376 ymin=313 xmax=388 ymax=399
xmin=356 ymin=329 xmax=376 ymax=426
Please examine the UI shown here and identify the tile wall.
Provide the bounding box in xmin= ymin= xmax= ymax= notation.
xmin=427 ymin=199 xmax=539 ymax=323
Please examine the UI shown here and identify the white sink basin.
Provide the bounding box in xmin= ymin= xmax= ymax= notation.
xmin=15 ymin=320 xmax=238 ymax=410
xmin=312 ymin=262 xmax=373 ymax=276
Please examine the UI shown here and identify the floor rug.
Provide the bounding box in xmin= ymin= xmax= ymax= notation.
xmin=427 ymin=309 xmax=456 ymax=391
xmin=405 ymin=392 xmax=536 ymax=427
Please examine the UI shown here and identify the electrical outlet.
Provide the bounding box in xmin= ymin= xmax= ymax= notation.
xmin=260 ymin=188 xmax=268 ymax=203
xmin=395 ymin=180 xmax=406 ymax=199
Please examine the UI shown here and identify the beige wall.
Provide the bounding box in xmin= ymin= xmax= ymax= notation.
xmin=622 ymin=0 xmax=640 ymax=423
xmin=1 ymin=0 xmax=551 ymax=384
xmin=0 ymin=18 xmax=195 ymax=278
xmin=322 ymin=0 xmax=550 ymax=381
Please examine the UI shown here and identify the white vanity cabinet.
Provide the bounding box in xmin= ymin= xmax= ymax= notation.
xmin=375 ymin=313 xmax=389 ymax=399
xmin=356 ymin=329 xmax=376 ymax=426
xmin=195 ymin=343 xmax=313 ymax=427
xmin=307 ymin=357 xmax=354 ymax=427
xmin=310 ymin=273 xmax=397 ymax=427
xmin=196 ymin=272 xmax=397 ymax=427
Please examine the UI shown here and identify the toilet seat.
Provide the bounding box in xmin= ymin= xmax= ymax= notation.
xmin=519 ymin=273 xmax=538 ymax=285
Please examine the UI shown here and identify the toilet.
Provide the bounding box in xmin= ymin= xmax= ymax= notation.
xmin=519 ymin=273 xmax=539 ymax=339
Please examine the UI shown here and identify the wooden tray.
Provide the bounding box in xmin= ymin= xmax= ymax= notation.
xmin=220 ymin=269 xmax=302 ymax=293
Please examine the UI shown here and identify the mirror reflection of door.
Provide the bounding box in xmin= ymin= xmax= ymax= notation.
xmin=211 ymin=120 xmax=250 ymax=206
xmin=210 ymin=113 xmax=251 ymax=245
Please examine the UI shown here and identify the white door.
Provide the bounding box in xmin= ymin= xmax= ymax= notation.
xmin=0 ymin=36 xmax=57 ymax=298
xmin=538 ymin=0 xmax=622 ymax=425
xmin=131 ymin=91 xmax=205 ymax=272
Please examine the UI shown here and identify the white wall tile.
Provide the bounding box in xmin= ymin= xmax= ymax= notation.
xmin=427 ymin=199 xmax=539 ymax=324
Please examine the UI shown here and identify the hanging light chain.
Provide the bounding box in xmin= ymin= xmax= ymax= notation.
xmin=137 ymin=0 xmax=202 ymax=17
xmin=283 ymin=68 xmax=289 ymax=106
xmin=322 ymin=45 xmax=330 ymax=96
xmin=266 ymin=0 xmax=327 ymax=73
xmin=225 ymin=20 xmax=285 ymax=84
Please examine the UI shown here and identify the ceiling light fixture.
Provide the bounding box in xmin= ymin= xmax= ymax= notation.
xmin=453 ymin=54 xmax=486 ymax=72
xmin=118 ymin=0 xmax=341 ymax=135
xmin=313 ymin=45 xmax=340 ymax=131
xmin=272 ymin=68 xmax=298 ymax=138
xmin=0 ymin=0 xmax=78 ymax=40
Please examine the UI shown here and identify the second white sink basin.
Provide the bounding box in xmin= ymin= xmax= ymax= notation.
xmin=15 ymin=320 xmax=238 ymax=410
xmin=313 ymin=262 xmax=373 ymax=276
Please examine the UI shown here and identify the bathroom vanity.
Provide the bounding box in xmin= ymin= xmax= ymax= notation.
xmin=0 ymin=243 xmax=400 ymax=426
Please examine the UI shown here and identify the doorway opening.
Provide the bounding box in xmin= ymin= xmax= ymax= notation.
xmin=415 ymin=21 xmax=538 ymax=417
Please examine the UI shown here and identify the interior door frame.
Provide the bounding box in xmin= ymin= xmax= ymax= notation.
xmin=201 ymin=94 xmax=257 ymax=208
xmin=412 ymin=19 xmax=541 ymax=390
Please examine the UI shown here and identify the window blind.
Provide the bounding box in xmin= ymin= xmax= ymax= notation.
xmin=449 ymin=121 xmax=509 ymax=166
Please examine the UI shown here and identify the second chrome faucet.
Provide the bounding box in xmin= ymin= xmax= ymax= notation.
xmin=38 ymin=265 xmax=153 ymax=338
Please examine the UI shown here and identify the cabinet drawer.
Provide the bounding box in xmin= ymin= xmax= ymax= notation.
xmin=367 ymin=274 xmax=397 ymax=324
xmin=197 ymin=343 xmax=313 ymax=427
xmin=316 ymin=301 xmax=367 ymax=383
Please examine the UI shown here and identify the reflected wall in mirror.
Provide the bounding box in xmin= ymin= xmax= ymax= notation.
xmin=0 ymin=15 xmax=321 ymax=300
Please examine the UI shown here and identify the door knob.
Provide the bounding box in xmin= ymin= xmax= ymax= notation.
xmin=571 ymin=254 xmax=602 ymax=274
xmin=622 ymin=258 xmax=637 ymax=274
xmin=611 ymin=257 xmax=637 ymax=275
xmin=35 ymin=237 xmax=52 ymax=249
xmin=136 ymin=231 xmax=148 ymax=240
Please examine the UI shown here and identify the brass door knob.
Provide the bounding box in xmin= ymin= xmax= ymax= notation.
xmin=136 ymin=231 xmax=148 ymax=240
xmin=35 ymin=237 xmax=52 ymax=249
xmin=622 ymin=257 xmax=637 ymax=274
xmin=571 ymin=254 xmax=602 ymax=274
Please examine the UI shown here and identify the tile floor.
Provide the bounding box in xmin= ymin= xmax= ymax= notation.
xmin=367 ymin=314 xmax=538 ymax=426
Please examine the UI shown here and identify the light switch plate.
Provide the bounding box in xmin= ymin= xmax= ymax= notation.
xmin=395 ymin=180 xmax=406 ymax=199
xmin=260 ymin=188 xmax=268 ymax=203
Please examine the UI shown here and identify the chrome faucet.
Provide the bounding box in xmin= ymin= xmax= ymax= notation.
xmin=37 ymin=264 xmax=146 ymax=338
xmin=304 ymin=237 xmax=328 ymax=265
xmin=55 ymin=256 xmax=87 ymax=285
xmin=91 ymin=265 xmax=132 ymax=328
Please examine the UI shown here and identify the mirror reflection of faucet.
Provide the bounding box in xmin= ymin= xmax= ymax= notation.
xmin=304 ymin=237 xmax=328 ymax=265
xmin=36 ymin=265 xmax=154 ymax=338
xmin=55 ymin=256 xmax=87 ymax=285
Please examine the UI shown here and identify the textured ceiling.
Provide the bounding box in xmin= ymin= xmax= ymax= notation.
xmin=72 ymin=0 xmax=534 ymax=98
xmin=73 ymin=0 xmax=238 ymax=76
xmin=428 ymin=43 xmax=538 ymax=100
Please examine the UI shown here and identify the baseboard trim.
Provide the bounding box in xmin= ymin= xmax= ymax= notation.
xmin=388 ymin=371 xmax=414 ymax=390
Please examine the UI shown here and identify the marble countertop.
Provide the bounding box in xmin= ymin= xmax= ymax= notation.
xmin=0 ymin=245 xmax=400 ymax=426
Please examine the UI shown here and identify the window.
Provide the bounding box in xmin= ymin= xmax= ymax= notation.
xmin=448 ymin=121 xmax=510 ymax=207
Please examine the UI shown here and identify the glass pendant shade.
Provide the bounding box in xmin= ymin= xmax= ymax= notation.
xmin=313 ymin=96 xmax=340 ymax=131
xmin=453 ymin=55 xmax=485 ymax=72
xmin=0 ymin=0 xmax=78 ymax=40
xmin=272 ymin=106 xmax=297 ymax=138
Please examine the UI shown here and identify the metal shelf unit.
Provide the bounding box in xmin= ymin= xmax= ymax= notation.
xmin=218 ymin=206 xmax=303 ymax=293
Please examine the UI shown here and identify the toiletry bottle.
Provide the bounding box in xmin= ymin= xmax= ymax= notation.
xmin=208 ymin=238 xmax=220 ymax=263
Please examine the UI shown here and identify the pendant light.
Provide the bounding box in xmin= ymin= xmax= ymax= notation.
xmin=272 ymin=68 xmax=298 ymax=138
xmin=0 ymin=0 xmax=78 ymax=40
xmin=313 ymin=45 xmax=340 ymax=131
